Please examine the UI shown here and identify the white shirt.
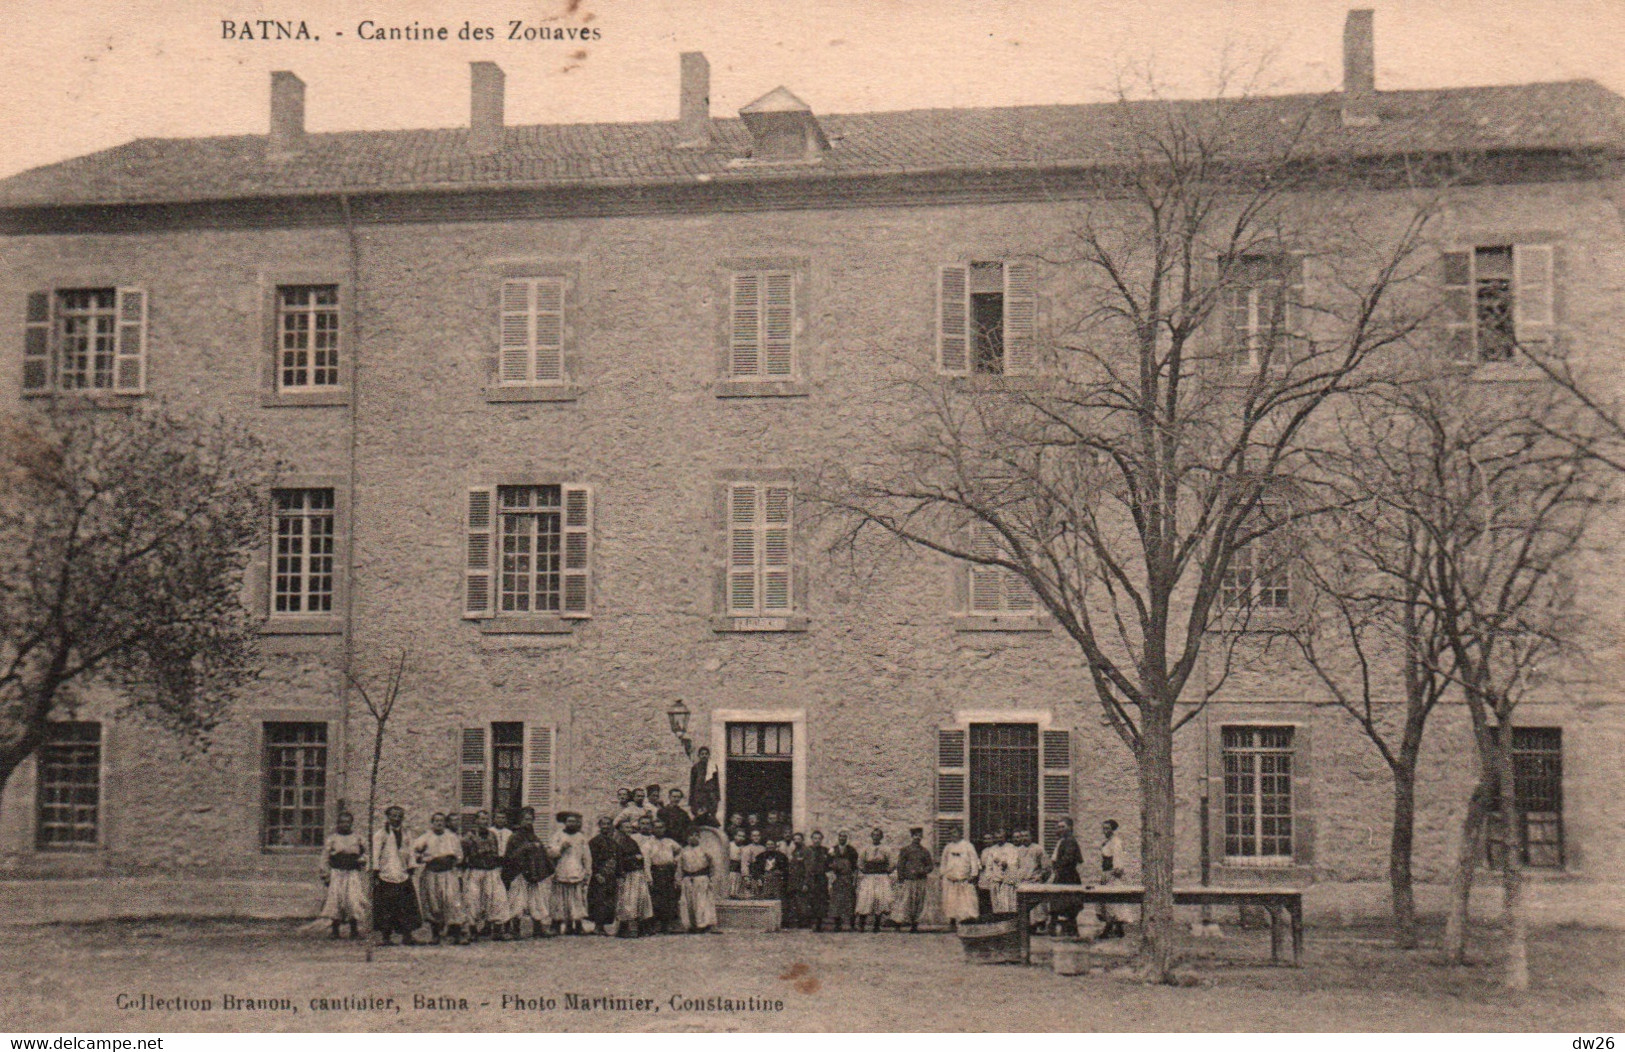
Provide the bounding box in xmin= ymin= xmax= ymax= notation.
xmin=372 ymin=826 xmax=412 ymax=884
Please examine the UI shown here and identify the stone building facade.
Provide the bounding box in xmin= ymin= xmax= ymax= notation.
xmin=0 ymin=13 xmax=1620 ymax=921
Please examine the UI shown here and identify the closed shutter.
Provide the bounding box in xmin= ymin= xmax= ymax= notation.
xmin=22 ymin=291 xmax=51 ymax=393
xmin=968 ymin=523 xmax=1004 ymax=614
xmin=1512 ymin=244 xmax=1555 ymax=351
xmin=727 ymin=484 xmax=758 ymax=613
xmin=113 ymin=287 xmax=147 ymax=393
xmin=937 ymin=265 xmax=970 ymax=375
xmin=1003 ymin=261 xmax=1037 ymax=374
xmin=464 ymin=487 xmax=496 ymax=618
xmin=1040 ymin=728 xmax=1072 ymax=853
xmin=459 ymin=725 xmax=489 ymax=828
xmin=1440 ymin=251 xmax=1475 ymax=362
xmin=525 ymin=724 xmax=556 ymax=840
xmin=1004 ymin=564 xmax=1036 ymax=613
xmin=730 ymin=273 xmax=760 ymax=378
xmin=762 ymin=485 xmax=792 ymax=612
xmin=762 ymin=272 xmax=794 ymax=378
xmin=499 ymin=278 xmax=566 ymax=385
xmin=935 ymin=727 xmax=968 ymax=849
xmin=561 ymin=485 xmax=592 ymax=617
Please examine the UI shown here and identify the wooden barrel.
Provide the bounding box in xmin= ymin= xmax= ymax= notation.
xmin=956 ymin=915 xmax=1024 ymax=964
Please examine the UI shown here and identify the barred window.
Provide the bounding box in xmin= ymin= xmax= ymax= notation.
xmin=277 ymin=285 xmax=340 ymax=389
xmin=499 ymin=485 xmax=563 ymax=613
xmin=1490 ymin=727 xmax=1565 ymax=870
xmin=262 ymin=722 xmax=327 ymax=850
xmin=272 ymin=488 xmax=336 ymax=614
xmin=35 ymin=722 xmax=101 ymax=849
xmin=1222 ymin=725 xmax=1294 ymax=860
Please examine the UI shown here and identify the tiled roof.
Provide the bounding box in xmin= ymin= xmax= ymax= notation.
xmin=1 ymin=81 xmax=1622 ymax=209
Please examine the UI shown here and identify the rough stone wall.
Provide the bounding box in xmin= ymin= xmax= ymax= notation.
xmin=0 ymin=178 xmax=1620 ymax=912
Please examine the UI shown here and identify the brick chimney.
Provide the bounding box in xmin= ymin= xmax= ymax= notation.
xmin=1342 ymin=9 xmax=1378 ymax=127
xmin=470 ymin=61 xmax=505 ymax=155
xmin=269 ymin=71 xmax=306 ymax=156
xmin=678 ymin=52 xmax=712 ymax=148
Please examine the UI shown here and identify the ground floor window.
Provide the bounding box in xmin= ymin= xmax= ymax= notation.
xmin=262 ymin=722 xmax=327 ymax=850
xmin=968 ymin=723 xmax=1039 ymax=844
xmin=458 ymin=723 xmax=557 ymax=836
xmin=1489 ymin=726 xmax=1564 ymax=870
xmin=36 ymin=722 xmax=101 ymax=849
xmin=1222 ymin=725 xmax=1294 ymax=860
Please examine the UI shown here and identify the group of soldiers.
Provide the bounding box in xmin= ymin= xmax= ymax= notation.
xmin=317 ymin=789 xmax=721 ymax=945
xmin=316 ymin=772 xmax=1126 ymax=944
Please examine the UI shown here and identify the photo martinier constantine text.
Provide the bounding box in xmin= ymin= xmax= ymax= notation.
xmin=0 ymin=1 xmax=1621 ymax=1034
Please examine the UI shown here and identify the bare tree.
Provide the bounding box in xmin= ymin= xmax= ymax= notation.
xmin=0 ymin=404 xmax=268 ymax=791
xmin=1323 ymin=375 xmax=1607 ymax=987
xmin=343 ymin=647 xmax=411 ymax=858
xmin=813 ymin=85 xmax=1440 ymax=980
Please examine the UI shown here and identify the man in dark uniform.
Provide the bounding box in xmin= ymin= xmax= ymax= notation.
xmin=658 ymin=788 xmax=693 ymax=846
xmin=587 ymin=815 xmax=619 ymax=935
xmin=689 ymin=745 xmax=721 ymax=823
xmin=802 ymin=830 xmax=831 ymax=932
xmin=1047 ymin=816 xmax=1084 ymax=936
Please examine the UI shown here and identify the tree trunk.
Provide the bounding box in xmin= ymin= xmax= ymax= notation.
xmin=1496 ymin=733 xmax=1529 ymax=990
xmin=1443 ymin=779 xmax=1491 ymax=964
xmin=1137 ymin=712 xmax=1178 ymax=982
xmin=1389 ymin=766 xmax=1419 ymax=949
xmin=0 ymin=742 xmax=34 ymax=799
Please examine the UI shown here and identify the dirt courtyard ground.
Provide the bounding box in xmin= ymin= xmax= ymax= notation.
xmin=1 ymin=918 xmax=1621 ymax=1033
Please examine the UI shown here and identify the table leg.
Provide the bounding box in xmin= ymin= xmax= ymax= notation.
xmin=1267 ymin=905 xmax=1284 ymax=964
xmin=1018 ymin=893 xmax=1032 ymax=965
xmin=1290 ymin=900 xmax=1303 ymax=966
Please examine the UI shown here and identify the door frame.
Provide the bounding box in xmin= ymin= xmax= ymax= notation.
xmin=712 ymin=708 xmax=806 ymax=835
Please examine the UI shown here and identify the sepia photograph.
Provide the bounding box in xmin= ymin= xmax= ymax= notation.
xmin=0 ymin=0 xmax=1622 ymax=1036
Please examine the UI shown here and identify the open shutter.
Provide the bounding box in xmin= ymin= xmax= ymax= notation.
xmin=1512 ymin=244 xmax=1555 ymax=352
xmin=1440 ymin=251 xmax=1475 ymax=362
xmin=22 ymin=291 xmax=51 ymax=393
xmin=762 ymin=485 xmax=792 ymax=612
xmin=1004 ymin=562 xmax=1036 ymax=613
xmin=113 ymin=287 xmax=147 ymax=393
xmin=459 ymin=725 xmax=489 ymax=829
xmin=561 ymin=484 xmax=592 ymax=617
xmin=1282 ymin=254 xmax=1307 ymax=361
xmin=727 ymin=484 xmax=758 ymax=614
xmin=499 ymin=280 xmax=533 ymax=385
xmin=525 ymin=724 xmax=556 ymax=840
xmin=762 ymin=272 xmax=794 ymax=378
xmin=730 ymin=273 xmax=761 ymax=378
xmin=968 ymin=523 xmax=1004 ymax=614
xmin=1040 ymin=728 xmax=1072 ymax=852
xmin=1003 ymin=261 xmax=1037 ymax=374
xmin=464 ymin=487 xmax=496 ymax=618
xmin=937 ymin=265 xmax=970 ymax=375
xmin=935 ymin=727 xmax=968 ymax=850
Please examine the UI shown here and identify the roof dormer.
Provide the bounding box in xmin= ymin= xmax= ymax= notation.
xmin=738 ymin=87 xmax=829 ymax=163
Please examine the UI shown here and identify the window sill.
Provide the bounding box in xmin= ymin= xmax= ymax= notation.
xmin=1464 ymin=360 xmax=1548 ymax=383
xmin=260 ymin=617 xmax=344 ymax=636
xmin=486 ymin=384 xmax=582 ymax=403
xmin=713 ymin=380 xmax=811 ymax=399
xmin=1209 ymin=609 xmax=1307 ymax=634
xmin=478 ymin=616 xmax=579 ymax=635
xmin=710 ymin=615 xmax=809 ymax=633
xmin=262 ymin=390 xmax=350 ymax=408
xmin=21 ymin=390 xmax=142 ymax=407
xmin=33 ymin=844 xmax=103 ymax=853
xmin=953 ymin=614 xmax=1052 ymax=633
xmin=946 ymin=374 xmax=1048 ymax=393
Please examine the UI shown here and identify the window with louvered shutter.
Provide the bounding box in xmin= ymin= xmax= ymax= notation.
xmin=499 ymin=277 xmax=566 ymax=385
xmin=464 ymin=487 xmax=496 ymax=618
xmin=526 ymin=724 xmax=557 ymax=840
xmin=1003 ymin=262 xmax=1037 ymax=374
xmin=937 ymin=265 xmax=970 ymax=375
xmin=727 ymin=483 xmax=794 ymax=615
xmin=729 ymin=271 xmax=794 ymax=379
xmin=1512 ymin=244 xmax=1555 ymax=351
xmin=966 ymin=522 xmax=1036 ymax=615
xmin=935 ymin=727 xmax=968 ymax=849
xmin=1040 ymin=729 xmax=1072 ymax=852
xmin=459 ymin=726 xmax=488 ymax=828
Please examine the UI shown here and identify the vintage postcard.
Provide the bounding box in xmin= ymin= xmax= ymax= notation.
xmin=0 ymin=0 xmax=1622 ymax=1035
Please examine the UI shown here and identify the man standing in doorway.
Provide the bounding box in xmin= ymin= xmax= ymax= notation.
xmin=689 ymin=745 xmax=721 ymax=823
